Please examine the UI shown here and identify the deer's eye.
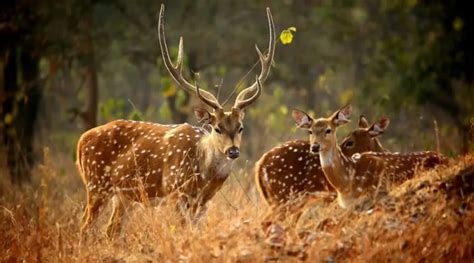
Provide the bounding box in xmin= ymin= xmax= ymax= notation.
xmin=308 ymin=130 xmax=313 ymax=135
xmin=345 ymin=141 xmax=355 ymax=148
xmin=325 ymin=128 xmax=332 ymax=134
xmin=238 ymin=126 xmax=243 ymax=133
xmin=214 ymin=127 xmax=222 ymax=134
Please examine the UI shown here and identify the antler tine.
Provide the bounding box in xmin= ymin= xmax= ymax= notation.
xmin=158 ymin=4 xmax=219 ymax=103
xmin=196 ymin=81 xmax=222 ymax=110
xmin=235 ymin=7 xmax=276 ymax=103
xmin=234 ymin=76 xmax=262 ymax=110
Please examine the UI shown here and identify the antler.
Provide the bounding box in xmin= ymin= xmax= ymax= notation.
xmin=234 ymin=76 xmax=262 ymax=110
xmin=158 ymin=4 xmax=220 ymax=109
xmin=196 ymin=81 xmax=222 ymax=110
xmin=234 ymin=7 xmax=276 ymax=106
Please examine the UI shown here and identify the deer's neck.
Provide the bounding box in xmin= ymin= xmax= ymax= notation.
xmin=197 ymin=135 xmax=233 ymax=180
xmin=372 ymin=138 xmax=387 ymax=152
xmin=319 ymin=143 xmax=355 ymax=207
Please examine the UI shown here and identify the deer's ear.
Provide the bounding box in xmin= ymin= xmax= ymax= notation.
xmin=292 ymin=109 xmax=313 ymax=129
xmin=239 ymin=111 xmax=245 ymax=120
xmin=332 ymin=104 xmax=352 ymax=126
xmin=194 ymin=107 xmax=214 ymax=125
xmin=231 ymin=107 xmax=245 ymax=121
xmin=358 ymin=115 xmax=370 ymax=128
xmin=368 ymin=117 xmax=390 ymax=137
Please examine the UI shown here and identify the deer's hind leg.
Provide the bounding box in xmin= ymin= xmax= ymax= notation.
xmin=106 ymin=194 xmax=130 ymax=238
xmin=80 ymin=189 xmax=110 ymax=237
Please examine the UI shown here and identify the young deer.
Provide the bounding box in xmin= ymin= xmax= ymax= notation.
xmin=255 ymin=115 xmax=390 ymax=206
xmin=293 ymin=104 xmax=447 ymax=208
xmin=77 ymin=4 xmax=275 ymax=237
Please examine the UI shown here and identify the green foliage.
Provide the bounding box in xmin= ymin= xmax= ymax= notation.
xmin=128 ymin=110 xmax=143 ymax=121
xmin=12 ymin=0 xmax=471 ymax=158
xmin=159 ymin=101 xmax=172 ymax=121
xmin=100 ymin=98 xmax=126 ymax=121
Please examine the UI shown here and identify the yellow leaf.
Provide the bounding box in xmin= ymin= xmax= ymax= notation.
xmin=4 ymin=113 xmax=13 ymax=125
xmin=453 ymin=17 xmax=463 ymax=31
xmin=280 ymin=27 xmax=296 ymax=45
xmin=406 ymin=0 xmax=418 ymax=8
xmin=170 ymin=224 xmax=176 ymax=233
xmin=340 ymin=89 xmax=353 ymax=105
xmin=162 ymin=84 xmax=177 ymax=97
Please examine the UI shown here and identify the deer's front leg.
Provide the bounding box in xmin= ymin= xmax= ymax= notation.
xmin=175 ymin=195 xmax=193 ymax=225
xmin=192 ymin=203 xmax=208 ymax=226
xmin=175 ymin=194 xmax=208 ymax=226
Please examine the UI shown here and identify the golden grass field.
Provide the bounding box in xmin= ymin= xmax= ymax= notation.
xmin=1 ymin=150 xmax=473 ymax=262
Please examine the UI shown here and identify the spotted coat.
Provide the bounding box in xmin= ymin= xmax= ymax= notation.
xmin=255 ymin=116 xmax=387 ymax=206
xmin=77 ymin=120 xmax=233 ymax=228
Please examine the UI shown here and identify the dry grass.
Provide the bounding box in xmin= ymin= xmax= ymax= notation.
xmin=1 ymin=150 xmax=473 ymax=262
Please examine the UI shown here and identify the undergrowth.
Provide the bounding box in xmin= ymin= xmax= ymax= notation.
xmin=1 ymin=151 xmax=473 ymax=262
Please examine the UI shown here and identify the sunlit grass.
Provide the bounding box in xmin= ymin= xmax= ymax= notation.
xmin=0 ymin=151 xmax=473 ymax=261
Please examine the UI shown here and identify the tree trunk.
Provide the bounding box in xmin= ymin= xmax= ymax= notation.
xmin=82 ymin=65 xmax=98 ymax=130
xmin=79 ymin=13 xmax=98 ymax=130
xmin=1 ymin=45 xmax=41 ymax=183
xmin=166 ymin=51 xmax=196 ymax=124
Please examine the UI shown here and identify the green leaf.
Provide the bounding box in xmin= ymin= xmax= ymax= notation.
xmin=129 ymin=110 xmax=143 ymax=121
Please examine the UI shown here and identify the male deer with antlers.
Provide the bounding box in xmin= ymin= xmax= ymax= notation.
xmin=292 ymin=105 xmax=447 ymax=208
xmin=77 ymin=4 xmax=276 ymax=237
xmin=255 ymin=115 xmax=390 ymax=206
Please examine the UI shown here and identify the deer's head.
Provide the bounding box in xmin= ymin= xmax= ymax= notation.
xmin=292 ymin=105 xmax=353 ymax=154
xmin=339 ymin=115 xmax=390 ymax=156
xmin=158 ymin=5 xmax=275 ymax=160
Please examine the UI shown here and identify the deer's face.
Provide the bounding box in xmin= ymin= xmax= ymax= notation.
xmin=293 ymin=105 xmax=352 ymax=154
xmin=340 ymin=129 xmax=372 ymax=156
xmin=212 ymin=109 xmax=244 ymax=159
xmin=195 ymin=108 xmax=244 ymax=160
xmin=159 ymin=5 xmax=273 ymax=160
xmin=339 ymin=116 xmax=390 ymax=156
xmin=303 ymin=118 xmax=341 ymax=154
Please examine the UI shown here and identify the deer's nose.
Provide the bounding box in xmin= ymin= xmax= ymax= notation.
xmin=226 ymin=146 xmax=240 ymax=159
xmin=310 ymin=144 xmax=320 ymax=154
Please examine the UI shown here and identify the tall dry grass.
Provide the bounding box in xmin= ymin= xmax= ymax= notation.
xmin=1 ymin=149 xmax=473 ymax=262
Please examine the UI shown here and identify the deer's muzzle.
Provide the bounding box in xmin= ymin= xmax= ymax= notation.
xmin=226 ymin=146 xmax=240 ymax=159
xmin=310 ymin=144 xmax=320 ymax=154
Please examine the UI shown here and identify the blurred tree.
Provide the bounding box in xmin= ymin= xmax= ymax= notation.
xmin=0 ymin=0 xmax=42 ymax=182
xmin=1 ymin=0 xmax=472 ymax=182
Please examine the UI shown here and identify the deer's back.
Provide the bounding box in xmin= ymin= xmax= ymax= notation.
xmin=76 ymin=120 xmax=208 ymax=200
xmin=359 ymin=151 xmax=447 ymax=184
xmin=255 ymin=139 xmax=334 ymax=205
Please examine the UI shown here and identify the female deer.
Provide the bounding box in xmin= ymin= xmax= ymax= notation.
xmin=255 ymin=115 xmax=390 ymax=206
xmin=292 ymin=105 xmax=446 ymax=208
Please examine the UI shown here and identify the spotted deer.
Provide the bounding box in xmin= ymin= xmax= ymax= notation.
xmin=293 ymin=104 xmax=447 ymax=208
xmin=77 ymin=4 xmax=275 ymax=237
xmin=255 ymin=115 xmax=390 ymax=206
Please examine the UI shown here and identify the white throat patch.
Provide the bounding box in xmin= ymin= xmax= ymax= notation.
xmin=320 ymin=148 xmax=335 ymax=168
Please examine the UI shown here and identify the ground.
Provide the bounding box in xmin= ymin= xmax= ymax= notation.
xmin=0 ymin=151 xmax=473 ymax=262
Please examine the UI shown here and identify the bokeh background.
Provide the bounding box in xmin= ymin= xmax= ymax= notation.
xmin=1 ymin=0 xmax=473 ymax=183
